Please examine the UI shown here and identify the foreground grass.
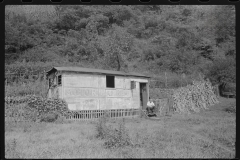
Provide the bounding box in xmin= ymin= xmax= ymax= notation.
xmin=5 ymin=97 xmax=236 ymax=158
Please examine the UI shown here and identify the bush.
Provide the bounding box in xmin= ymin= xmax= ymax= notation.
xmin=5 ymin=103 xmax=29 ymax=123
xmin=96 ymin=115 xmax=109 ymax=139
xmin=27 ymin=95 xmax=71 ymax=121
xmin=204 ymin=57 xmax=236 ymax=85
xmin=104 ymin=119 xmax=132 ymax=149
xmin=40 ymin=112 xmax=58 ymax=122
xmin=22 ymin=104 xmax=39 ymax=122
xmin=96 ymin=118 xmax=133 ymax=149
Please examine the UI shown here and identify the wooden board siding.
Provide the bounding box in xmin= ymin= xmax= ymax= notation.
xmin=64 ymin=75 xmax=99 ymax=88
xmin=60 ymin=73 xmax=148 ymax=111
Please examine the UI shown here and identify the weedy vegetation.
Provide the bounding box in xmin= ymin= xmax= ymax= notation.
xmin=5 ymin=97 xmax=235 ymax=158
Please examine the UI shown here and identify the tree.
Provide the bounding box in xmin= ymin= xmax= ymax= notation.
xmin=99 ymin=25 xmax=133 ymax=71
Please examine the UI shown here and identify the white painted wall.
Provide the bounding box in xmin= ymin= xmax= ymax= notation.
xmin=61 ymin=72 xmax=148 ymax=110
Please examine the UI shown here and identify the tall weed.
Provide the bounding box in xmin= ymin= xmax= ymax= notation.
xmin=5 ymin=80 xmax=48 ymax=97
xmin=5 ymin=138 xmax=20 ymax=158
xmin=96 ymin=117 xmax=133 ymax=149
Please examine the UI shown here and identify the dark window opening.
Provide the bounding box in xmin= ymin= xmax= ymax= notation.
xmin=131 ymin=81 xmax=136 ymax=89
xmin=49 ymin=78 xmax=52 ymax=88
xmin=58 ymin=75 xmax=62 ymax=85
xmin=106 ymin=75 xmax=115 ymax=88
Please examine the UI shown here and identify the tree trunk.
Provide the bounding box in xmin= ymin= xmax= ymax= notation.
xmin=116 ymin=54 xmax=121 ymax=71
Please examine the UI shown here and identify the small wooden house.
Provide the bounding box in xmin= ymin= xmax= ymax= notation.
xmin=46 ymin=67 xmax=150 ymax=119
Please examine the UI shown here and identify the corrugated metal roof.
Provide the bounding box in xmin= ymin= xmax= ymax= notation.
xmin=46 ymin=67 xmax=150 ymax=78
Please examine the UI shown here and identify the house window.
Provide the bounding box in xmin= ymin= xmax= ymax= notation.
xmin=106 ymin=75 xmax=115 ymax=88
xmin=131 ymin=81 xmax=136 ymax=89
xmin=49 ymin=78 xmax=52 ymax=88
xmin=58 ymin=75 xmax=62 ymax=85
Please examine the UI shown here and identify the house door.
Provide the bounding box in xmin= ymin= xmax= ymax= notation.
xmin=140 ymin=83 xmax=148 ymax=110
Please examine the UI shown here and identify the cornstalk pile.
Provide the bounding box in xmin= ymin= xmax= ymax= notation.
xmin=172 ymin=79 xmax=219 ymax=114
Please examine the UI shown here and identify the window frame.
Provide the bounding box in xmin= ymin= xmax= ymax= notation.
xmin=57 ymin=75 xmax=62 ymax=86
xmin=106 ymin=75 xmax=115 ymax=88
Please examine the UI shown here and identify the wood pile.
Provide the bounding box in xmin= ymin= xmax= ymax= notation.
xmin=172 ymin=79 xmax=219 ymax=114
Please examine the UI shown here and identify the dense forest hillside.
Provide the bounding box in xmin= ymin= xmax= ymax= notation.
xmin=5 ymin=5 xmax=236 ymax=87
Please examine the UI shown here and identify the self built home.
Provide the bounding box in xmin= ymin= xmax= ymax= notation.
xmin=46 ymin=67 xmax=150 ymax=120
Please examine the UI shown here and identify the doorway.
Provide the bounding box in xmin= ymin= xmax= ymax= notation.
xmin=140 ymin=83 xmax=148 ymax=110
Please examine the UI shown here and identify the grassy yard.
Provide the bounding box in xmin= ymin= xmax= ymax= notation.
xmin=5 ymin=97 xmax=236 ymax=158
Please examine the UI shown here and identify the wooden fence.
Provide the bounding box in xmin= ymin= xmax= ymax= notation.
xmin=66 ymin=98 xmax=170 ymax=121
xmin=66 ymin=109 xmax=141 ymax=121
xmin=5 ymin=95 xmax=171 ymax=122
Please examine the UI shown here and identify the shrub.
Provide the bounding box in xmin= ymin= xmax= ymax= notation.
xmin=5 ymin=103 xmax=27 ymax=123
xmin=96 ymin=115 xmax=109 ymax=139
xmin=204 ymin=57 xmax=236 ymax=85
xmin=27 ymin=95 xmax=71 ymax=121
xmin=96 ymin=118 xmax=133 ymax=149
xmin=224 ymin=102 xmax=236 ymax=113
xmin=40 ymin=112 xmax=58 ymax=122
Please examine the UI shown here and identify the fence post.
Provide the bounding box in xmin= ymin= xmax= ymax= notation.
xmin=44 ymin=70 xmax=46 ymax=80
xmin=165 ymin=72 xmax=168 ymax=88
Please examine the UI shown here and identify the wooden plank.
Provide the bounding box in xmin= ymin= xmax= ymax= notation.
xmin=95 ymin=110 xmax=97 ymax=119
xmin=61 ymin=109 xmax=141 ymax=120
